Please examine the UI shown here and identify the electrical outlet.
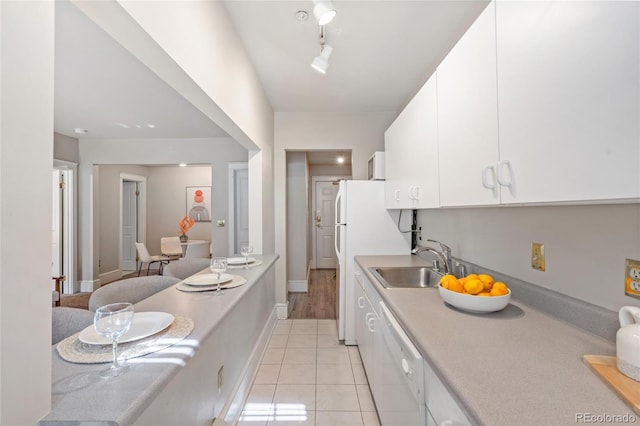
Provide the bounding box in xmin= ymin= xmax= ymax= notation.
xmin=217 ymin=365 xmax=224 ymax=393
xmin=531 ymin=243 xmax=545 ymax=271
xmin=217 ymin=220 xmax=225 ymax=227
xmin=625 ymin=259 xmax=640 ymax=298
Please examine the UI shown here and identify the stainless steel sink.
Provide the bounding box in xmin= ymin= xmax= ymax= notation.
xmin=370 ymin=266 xmax=444 ymax=289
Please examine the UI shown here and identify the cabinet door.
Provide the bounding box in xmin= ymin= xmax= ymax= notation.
xmin=385 ymin=73 xmax=440 ymax=209
xmin=438 ymin=2 xmax=500 ymax=207
xmin=496 ymin=0 xmax=640 ymax=203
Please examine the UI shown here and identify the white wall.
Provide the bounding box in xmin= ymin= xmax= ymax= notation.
xmin=79 ymin=138 xmax=246 ymax=291
xmin=274 ymin=112 xmax=396 ymax=311
xmin=418 ymin=204 xmax=640 ymax=312
xmin=0 ymin=1 xmax=54 ymax=423
xmin=72 ymin=0 xmax=275 ymax=255
xmin=287 ymin=153 xmax=309 ymax=284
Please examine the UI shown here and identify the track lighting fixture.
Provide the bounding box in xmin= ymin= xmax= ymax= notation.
xmin=312 ymin=0 xmax=336 ymax=26
xmin=311 ymin=26 xmax=333 ymax=74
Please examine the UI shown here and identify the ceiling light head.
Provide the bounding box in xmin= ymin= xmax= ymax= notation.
xmin=179 ymin=163 xmax=187 ymax=167
xmin=336 ymin=155 xmax=345 ymax=164
xmin=313 ymin=0 xmax=336 ymax=26
xmin=311 ymin=44 xmax=333 ymax=74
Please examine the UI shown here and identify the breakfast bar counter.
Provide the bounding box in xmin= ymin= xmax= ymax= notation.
xmin=41 ymin=254 xmax=278 ymax=426
xmin=356 ymin=255 xmax=630 ymax=426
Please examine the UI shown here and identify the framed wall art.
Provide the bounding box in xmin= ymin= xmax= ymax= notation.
xmin=186 ymin=186 xmax=211 ymax=222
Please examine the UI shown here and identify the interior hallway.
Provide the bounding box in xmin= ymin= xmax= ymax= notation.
xmin=288 ymin=269 xmax=337 ymax=319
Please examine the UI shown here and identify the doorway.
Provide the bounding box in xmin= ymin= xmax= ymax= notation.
xmin=311 ymin=176 xmax=347 ymax=269
xmin=120 ymin=174 xmax=146 ymax=273
xmin=52 ymin=161 xmax=76 ymax=294
xmin=228 ymin=162 xmax=249 ymax=256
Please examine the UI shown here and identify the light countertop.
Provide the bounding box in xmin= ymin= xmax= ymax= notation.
xmin=356 ymin=255 xmax=630 ymax=426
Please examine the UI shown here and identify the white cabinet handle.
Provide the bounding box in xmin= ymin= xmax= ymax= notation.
xmin=409 ymin=186 xmax=420 ymax=202
xmin=366 ymin=313 xmax=375 ymax=332
xmin=481 ymin=165 xmax=496 ymax=190
xmin=497 ymin=160 xmax=513 ymax=188
xmin=394 ymin=189 xmax=400 ymax=202
xmin=401 ymin=358 xmax=411 ymax=377
xmin=358 ymin=296 xmax=365 ymax=308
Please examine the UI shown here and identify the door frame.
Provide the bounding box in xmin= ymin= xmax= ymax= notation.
xmin=119 ymin=173 xmax=147 ymax=274
xmin=53 ymin=160 xmax=77 ymax=294
xmin=228 ymin=162 xmax=248 ymax=256
xmin=310 ymin=175 xmax=349 ymax=269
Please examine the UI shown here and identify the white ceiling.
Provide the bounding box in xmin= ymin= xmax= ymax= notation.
xmin=223 ymin=0 xmax=490 ymax=112
xmin=54 ymin=1 xmax=489 ymax=140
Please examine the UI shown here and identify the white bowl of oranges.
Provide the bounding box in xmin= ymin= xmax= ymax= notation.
xmin=438 ymin=273 xmax=510 ymax=313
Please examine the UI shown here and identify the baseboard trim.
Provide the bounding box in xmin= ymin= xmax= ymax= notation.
xmin=99 ymin=269 xmax=123 ymax=285
xmin=221 ymin=306 xmax=278 ymax=425
xmin=80 ymin=279 xmax=100 ymax=292
xmin=276 ymin=303 xmax=289 ymax=319
xmin=288 ymin=279 xmax=308 ymax=292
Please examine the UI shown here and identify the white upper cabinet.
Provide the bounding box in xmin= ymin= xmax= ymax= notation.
xmin=385 ymin=72 xmax=439 ymax=209
xmin=496 ymin=0 xmax=640 ymax=203
xmin=437 ymin=2 xmax=501 ymax=207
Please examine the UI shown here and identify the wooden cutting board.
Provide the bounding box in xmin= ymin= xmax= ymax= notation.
xmin=584 ymin=355 xmax=640 ymax=415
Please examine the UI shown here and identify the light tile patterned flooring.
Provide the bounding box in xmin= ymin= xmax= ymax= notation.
xmin=236 ymin=319 xmax=380 ymax=426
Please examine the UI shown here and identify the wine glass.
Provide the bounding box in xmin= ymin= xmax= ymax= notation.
xmin=93 ymin=302 xmax=135 ymax=378
xmin=210 ymin=257 xmax=228 ymax=296
xmin=240 ymin=245 xmax=254 ymax=269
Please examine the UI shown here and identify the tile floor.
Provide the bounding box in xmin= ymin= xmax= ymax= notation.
xmin=236 ymin=319 xmax=380 ymax=426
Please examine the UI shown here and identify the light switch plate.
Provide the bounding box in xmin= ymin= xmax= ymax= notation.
xmin=625 ymin=258 xmax=640 ymax=299
xmin=531 ymin=243 xmax=545 ymax=271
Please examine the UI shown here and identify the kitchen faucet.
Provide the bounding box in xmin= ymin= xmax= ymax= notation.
xmin=412 ymin=239 xmax=453 ymax=275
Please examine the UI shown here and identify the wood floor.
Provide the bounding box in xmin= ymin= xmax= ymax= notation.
xmin=287 ymin=268 xmax=337 ymax=319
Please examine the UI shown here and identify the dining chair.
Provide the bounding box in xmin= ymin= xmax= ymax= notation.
xmin=88 ymin=275 xmax=181 ymax=312
xmin=135 ymin=242 xmax=171 ymax=276
xmin=163 ymin=258 xmax=211 ymax=280
xmin=184 ymin=241 xmax=211 ymax=259
xmin=52 ymin=307 xmax=95 ymax=345
xmin=161 ymin=237 xmax=183 ymax=260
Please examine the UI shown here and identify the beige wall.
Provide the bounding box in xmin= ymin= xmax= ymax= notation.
xmin=274 ymin=112 xmax=396 ymax=310
xmin=0 ymin=1 xmax=54 ymax=423
xmin=53 ymin=132 xmax=79 ymax=163
xmin=418 ymin=204 xmax=640 ymax=312
xmin=287 ymin=153 xmax=309 ymax=283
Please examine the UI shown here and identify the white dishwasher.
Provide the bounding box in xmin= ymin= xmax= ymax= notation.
xmin=375 ymin=301 xmax=425 ymax=426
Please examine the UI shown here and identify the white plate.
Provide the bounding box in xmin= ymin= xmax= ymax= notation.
xmin=227 ymin=257 xmax=256 ymax=265
xmin=184 ymin=273 xmax=233 ymax=286
xmin=79 ymin=312 xmax=174 ymax=345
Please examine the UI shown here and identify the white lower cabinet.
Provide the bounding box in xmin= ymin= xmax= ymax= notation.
xmin=356 ymin=265 xmax=470 ymax=425
xmin=424 ymin=359 xmax=471 ymax=426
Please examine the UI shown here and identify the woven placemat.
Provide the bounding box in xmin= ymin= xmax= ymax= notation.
xmin=228 ymin=260 xmax=263 ymax=270
xmin=177 ymin=275 xmax=247 ymax=292
xmin=56 ymin=316 xmax=194 ymax=364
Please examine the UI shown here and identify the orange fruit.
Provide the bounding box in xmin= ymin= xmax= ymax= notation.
xmin=464 ymin=279 xmax=484 ymax=295
xmin=446 ymin=279 xmax=464 ymax=293
xmin=466 ymin=274 xmax=479 ymax=281
xmin=490 ymin=282 xmax=509 ymax=296
xmin=477 ymin=292 xmax=491 ymax=297
xmin=478 ymin=274 xmax=494 ymax=290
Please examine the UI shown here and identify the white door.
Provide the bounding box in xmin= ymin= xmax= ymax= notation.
xmin=235 ymin=167 xmax=249 ymax=253
xmin=52 ymin=170 xmax=62 ymax=278
xmin=315 ymin=181 xmax=339 ymax=269
xmin=122 ymin=181 xmax=138 ymax=271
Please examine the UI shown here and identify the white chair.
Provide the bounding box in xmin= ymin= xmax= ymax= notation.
xmin=88 ymin=275 xmax=181 ymax=312
xmin=163 ymin=258 xmax=211 ymax=280
xmin=184 ymin=241 xmax=210 ymax=258
xmin=135 ymin=242 xmax=171 ymax=276
xmin=161 ymin=236 xmax=183 ymax=260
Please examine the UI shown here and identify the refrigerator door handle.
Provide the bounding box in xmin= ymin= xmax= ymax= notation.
xmin=334 ymin=190 xmax=342 ymax=225
xmin=334 ymin=224 xmax=341 ymax=258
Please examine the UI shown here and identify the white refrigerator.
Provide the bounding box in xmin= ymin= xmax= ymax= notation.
xmin=334 ymin=180 xmax=411 ymax=344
